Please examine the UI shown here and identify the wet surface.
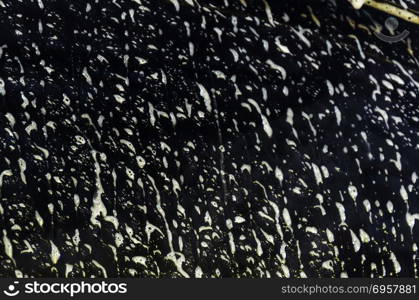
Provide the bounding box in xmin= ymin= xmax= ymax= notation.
xmin=0 ymin=0 xmax=418 ymax=277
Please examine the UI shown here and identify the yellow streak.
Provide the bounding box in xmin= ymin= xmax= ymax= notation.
xmin=365 ymin=0 xmax=419 ymax=25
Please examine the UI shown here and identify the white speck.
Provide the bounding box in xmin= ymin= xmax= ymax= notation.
xmin=291 ymin=26 xmax=311 ymax=47
xmin=133 ymin=256 xmax=147 ymax=267
xmin=75 ymin=135 xmax=86 ymax=145
xmin=335 ymin=202 xmax=346 ymax=224
xmin=348 ymin=0 xmax=366 ymax=9
xmin=326 ymin=80 xmax=334 ymax=96
xmin=275 ymin=167 xmax=284 ymax=186
xmin=92 ymin=260 xmax=108 ymax=278
xmin=234 ymin=216 xmax=246 ymax=223
xmin=348 ymin=34 xmax=365 ymax=59
xmin=50 ymin=241 xmax=60 ymax=264
xmin=90 ymin=150 xmax=108 ymax=227
xmin=82 ymin=67 xmax=92 ymax=84
xmin=386 ymin=201 xmax=394 ymax=213
xmin=115 ymin=233 xmax=124 ymax=247
xmin=226 ymin=219 xmax=233 ymax=230
xmin=283 ymin=86 xmax=289 ymax=96
xmin=389 ymin=252 xmax=401 ymax=274
xmin=363 ymin=199 xmax=371 ymax=212
xmin=275 ymin=37 xmax=291 ymax=54
xmin=168 ymin=0 xmax=180 ymax=11
xmin=2 ymin=230 xmax=14 ymax=263
xmin=18 ymin=158 xmax=27 ymax=184
xmin=35 ymin=211 xmax=44 ymax=227
xmin=262 ymin=0 xmax=275 ymax=26
xmin=322 ymin=260 xmax=334 ymax=271
xmin=228 ymin=232 xmax=236 ymax=255
xmin=374 ymin=106 xmax=389 ymax=129
xmin=390 ymin=152 xmax=402 ymax=171
xmin=197 ymin=83 xmax=212 ymax=112
xmin=65 ymin=264 xmax=73 ymax=277
xmin=400 ymin=185 xmax=408 ymax=201
xmin=326 ymin=228 xmax=334 ymax=242
xmin=126 ymin=167 xmax=135 ymax=180
xmin=114 ymin=95 xmax=125 ymax=104
xmin=282 ymin=208 xmax=292 ymax=227
xmin=382 ymin=80 xmax=394 ymax=90
xmin=406 ymin=213 xmax=419 ymax=231
xmin=266 ymin=59 xmax=286 ymax=79
xmin=334 ymin=106 xmax=342 ymax=126
xmin=350 ymin=229 xmax=361 ymax=252
xmin=37 ymin=0 xmax=44 ymax=9
xmin=312 ymin=163 xmax=323 ymax=185
xmin=229 ymin=49 xmax=239 ymax=62
xmin=359 ymin=229 xmax=370 ymax=243
xmin=348 ymin=185 xmax=358 ymax=201
xmin=195 ymin=266 xmax=203 ymax=278
xmin=0 ymin=78 xmax=6 ymax=96
xmin=261 ymin=115 xmax=273 ymax=138
xmin=286 ymin=108 xmax=294 ymax=126
xmin=306 ymin=226 xmax=318 ymax=234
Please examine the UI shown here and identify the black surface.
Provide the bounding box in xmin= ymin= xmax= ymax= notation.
xmin=0 ymin=0 xmax=418 ymax=277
